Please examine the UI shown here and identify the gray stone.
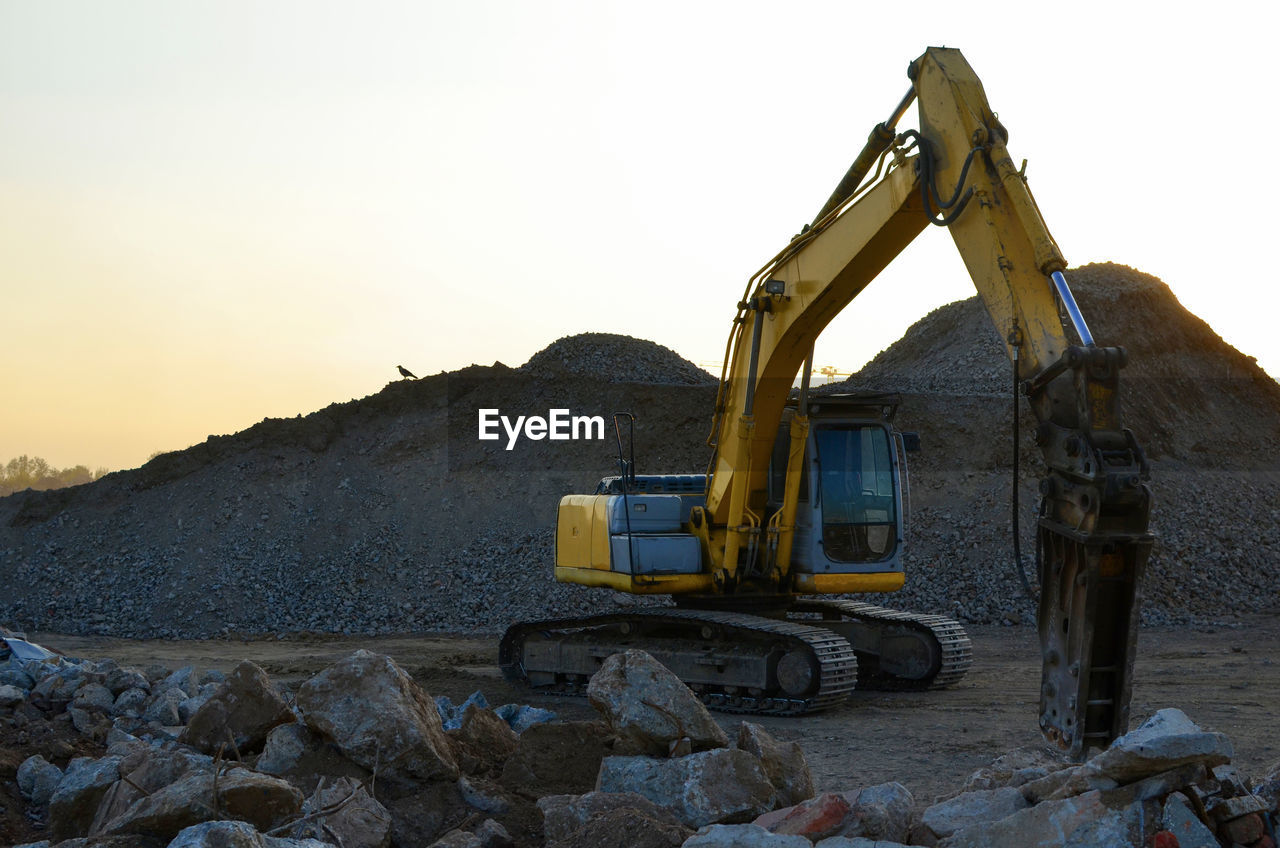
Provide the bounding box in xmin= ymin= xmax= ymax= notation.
xmin=198 ymin=668 xmax=226 ymax=686
xmin=141 ymin=687 xmax=185 ymax=725
xmin=169 ymin=819 xmax=334 ymax=848
xmin=493 ymin=702 xmax=557 ymax=734
xmin=922 ymin=786 xmax=1027 ymax=839
xmin=48 ymin=755 xmax=122 ymax=841
xmin=596 ymin=748 xmax=776 ymax=828
xmin=939 ymin=789 xmax=1139 ymax=848
xmin=474 ymin=818 xmax=513 ymax=848
xmin=851 ymin=783 xmax=913 ymax=843
xmin=103 ymin=666 xmax=150 ymax=696
xmin=17 ymin=754 xmax=63 ymax=805
xmin=1161 ymin=792 xmax=1218 ymax=848
xmin=294 ymin=776 xmax=391 ymax=848
xmin=458 ymin=775 xmax=510 ymax=814
xmin=141 ymin=663 xmax=171 ymax=684
xmin=111 ymin=687 xmax=149 ymax=718
xmin=1254 ymin=759 xmax=1280 ymax=811
xmin=683 ymin=824 xmax=811 ymax=847
xmin=587 ymin=649 xmax=728 ymax=755
xmin=30 ymin=665 xmax=91 ymax=705
xmin=69 ymin=705 xmax=112 ymax=739
xmin=814 ymin=840 xmax=914 ymax=848
xmin=295 ymin=650 xmax=458 ymax=783
xmin=0 ymin=666 xmax=36 ymax=689
xmin=1086 ymin=708 xmax=1233 ymax=784
xmin=89 ymin=745 xmax=217 ymax=832
xmin=254 ymin=721 xmax=369 ymax=790
xmin=73 ymin=682 xmax=116 ymax=712
xmin=0 ymin=682 xmax=25 ymax=707
xmin=93 ymin=765 xmax=303 ymax=839
xmin=180 ymin=660 xmax=294 ymax=754
xmin=106 ymin=726 xmax=146 ymax=755
xmin=178 ymin=693 xmax=211 ymax=724
xmin=156 ymin=665 xmax=198 ymax=698
xmin=736 ymin=723 xmax=814 ymax=807
xmin=256 ymin=721 xmax=313 ymax=775
xmin=538 ymin=791 xmax=688 ymax=843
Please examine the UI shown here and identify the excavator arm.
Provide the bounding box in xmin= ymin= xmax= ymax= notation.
xmin=698 ymin=47 xmax=1152 ymax=757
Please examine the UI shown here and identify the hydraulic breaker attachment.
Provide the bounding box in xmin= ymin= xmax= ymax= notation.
xmin=1038 ymin=526 xmax=1151 ymax=760
xmin=1028 ymin=343 xmax=1153 ymax=758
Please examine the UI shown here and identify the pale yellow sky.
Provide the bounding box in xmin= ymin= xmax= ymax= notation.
xmin=3 ymin=1 xmax=1276 ymax=471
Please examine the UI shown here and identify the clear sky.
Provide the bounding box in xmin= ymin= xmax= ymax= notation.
xmin=3 ymin=1 xmax=1275 ymax=471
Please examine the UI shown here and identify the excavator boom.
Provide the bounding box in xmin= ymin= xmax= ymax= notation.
xmin=699 ymin=47 xmax=1151 ymax=756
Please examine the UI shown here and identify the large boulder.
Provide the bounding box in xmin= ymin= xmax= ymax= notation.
xmin=1086 ymin=708 xmax=1232 ymax=784
xmin=255 ymin=721 xmax=370 ymax=792
xmin=939 ymin=788 xmax=1140 ymax=848
xmin=0 ymin=681 xmax=26 ymax=706
xmin=769 ymin=793 xmax=852 ymax=841
xmin=736 ymin=723 xmax=814 ymax=807
xmin=180 ymin=660 xmax=294 ymax=754
xmin=850 ymin=783 xmax=914 ymax=843
xmin=587 ymin=649 xmax=728 ymax=755
xmin=92 ymin=766 xmax=303 ymax=839
xmin=1160 ymin=791 xmax=1219 ymax=848
xmin=922 ymin=786 xmax=1028 ymax=840
xmin=17 ymin=755 xmax=64 ymax=806
xmin=596 ymin=748 xmax=777 ymax=828
xmin=293 ymin=776 xmax=392 ymax=848
xmin=294 ymin=650 xmax=458 ymax=784
xmin=89 ymin=745 xmax=214 ymax=830
xmin=48 ymin=755 xmax=122 ymax=841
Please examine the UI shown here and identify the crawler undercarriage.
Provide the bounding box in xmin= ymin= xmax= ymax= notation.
xmin=499 ymin=599 xmax=972 ymax=715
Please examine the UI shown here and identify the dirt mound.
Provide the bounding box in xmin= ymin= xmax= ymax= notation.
xmin=0 ymin=262 xmax=1277 ymax=637
xmin=520 ymin=333 xmax=716 ymax=386
xmin=0 ymin=367 xmax=713 ymax=639
xmin=843 ymin=262 xmax=1280 ymax=466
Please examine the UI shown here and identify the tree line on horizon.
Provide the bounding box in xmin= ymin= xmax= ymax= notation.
xmin=0 ymin=455 xmax=110 ymax=497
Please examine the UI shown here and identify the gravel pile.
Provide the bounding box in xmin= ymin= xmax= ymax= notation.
xmin=0 ymin=263 xmax=1277 ymax=638
xmin=520 ymin=333 xmax=716 ymax=386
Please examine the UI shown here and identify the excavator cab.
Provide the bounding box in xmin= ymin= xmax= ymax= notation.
xmin=769 ymin=394 xmax=908 ymax=579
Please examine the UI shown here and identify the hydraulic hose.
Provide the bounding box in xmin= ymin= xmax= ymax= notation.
xmin=1011 ymin=347 xmax=1038 ymax=606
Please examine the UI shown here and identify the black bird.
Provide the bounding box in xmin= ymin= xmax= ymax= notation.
xmin=397 ymin=365 xmax=418 ymax=380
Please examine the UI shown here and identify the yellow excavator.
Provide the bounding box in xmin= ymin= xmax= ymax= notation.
xmin=501 ymin=47 xmax=1152 ymax=758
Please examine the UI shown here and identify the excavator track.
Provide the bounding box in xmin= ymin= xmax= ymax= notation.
xmin=499 ymin=607 xmax=858 ymax=716
xmin=788 ymin=600 xmax=972 ymax=690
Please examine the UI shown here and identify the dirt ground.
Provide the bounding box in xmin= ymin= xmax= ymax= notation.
xmin=31 ymin=615 xmax=1280 ymax=805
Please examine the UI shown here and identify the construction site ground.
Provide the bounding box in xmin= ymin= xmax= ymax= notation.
xmin=29 ymin=614 xmax=1280 ymax=805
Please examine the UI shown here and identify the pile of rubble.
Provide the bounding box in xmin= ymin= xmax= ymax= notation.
xmin=519 ymin=333 xmax=717 ymax=386
xmin=3 ymin=635 xmax=1278 ymax=848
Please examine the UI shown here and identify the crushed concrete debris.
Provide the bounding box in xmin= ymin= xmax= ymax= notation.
xmin=2 ymin=644 xmax=1278 ymax=847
